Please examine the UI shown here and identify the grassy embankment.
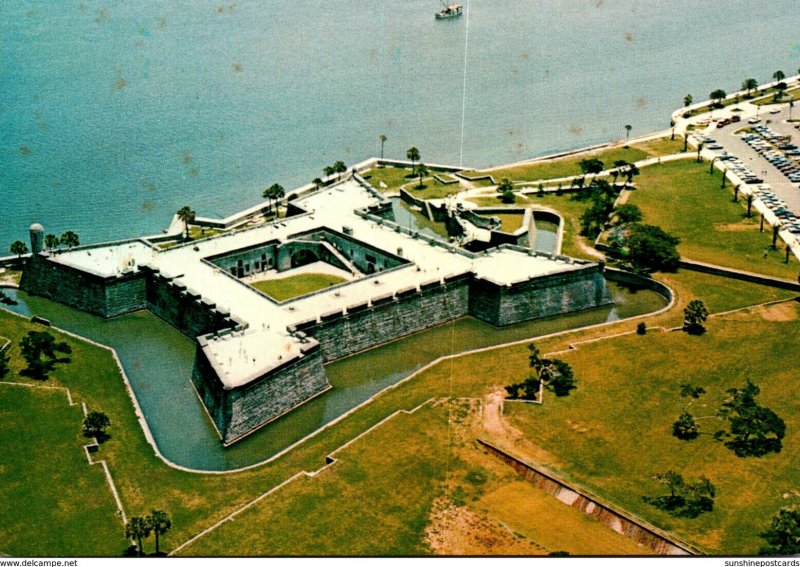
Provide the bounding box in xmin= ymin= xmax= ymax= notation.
xmin=250 ymin=273 xmax=348 ymax=302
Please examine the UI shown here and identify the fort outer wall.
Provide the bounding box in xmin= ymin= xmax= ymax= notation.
xmin=20 ymin=255 xmax=240 ymax=337
xmin=470 ymin=263 xmax=611 ymax=326
xmin=192 ymin=337 xmax=329 ymax=445
xmin=292 ymin=263 xmax=612 ymax=362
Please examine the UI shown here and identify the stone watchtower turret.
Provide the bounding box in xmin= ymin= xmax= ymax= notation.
xmin=29 ymin=223 xmax=44 ymax=255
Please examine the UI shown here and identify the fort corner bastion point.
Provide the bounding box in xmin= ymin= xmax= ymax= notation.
xmin=19 ymin=175 xmax=611 ymax=445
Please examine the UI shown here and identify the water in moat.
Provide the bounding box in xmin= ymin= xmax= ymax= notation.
xmin=1 ymin=282 xmax=666 ymax=471
xmin=532 ymin=218 xmax=559 ymax=254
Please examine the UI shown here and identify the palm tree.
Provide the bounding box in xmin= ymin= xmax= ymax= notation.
xmin=379 ymin=134 xmax=387 ymax=160
xmin=624 ymin=124 xmax=632 ymax=143
xmin=312 ymin=177 xmax=324 ymax=192
xmin=147 ymin=510 xmax=172 ymax=556
xmin=414 ymin=163 xmax=428 ymax=187
xmin=773 ymin=70 xmax=785 ymax=83
xmin=10 ymin=240 xmax=28 ymax=258
xmin=696 ymin=142 xmax=704 ymax=163
xmin=333 ymin=160 xmax=347 ymax=180
xmin=125 ymin=516 xmax=151 ymax=556
xmin=60 ymin=230 xmax=80 ymax=249
xmin=741 ymin=78 xmax=758 ymax=96
xmin=323 ymin=165 xmax=335 ymax=179
xmin=262 ymin=184 xmax=284 ymax=215
xmin=44 ymin=234 xmax=59 ymax=251
xmin=746 ymin=193 xmax=754 ymax=218
xmin=272 ymin=184 xmax=285 ymax=214
xmin=176 ymin=206 xmax=195 ymax=240
xmin=406 ymin=146 xmax=420 ymax=168
xmin=732 ymin=184 xmax=739 ymax=203
xmin=683 ymin=94 xmax=693 ymax=108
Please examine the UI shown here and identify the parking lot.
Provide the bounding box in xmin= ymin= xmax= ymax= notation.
xmin=710 ymin=104 xmax=800 ymax=213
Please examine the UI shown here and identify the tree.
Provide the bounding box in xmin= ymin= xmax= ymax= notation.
xmin=10 ymin=241 xmax=28 ymax=258
xmin=746 ymin=193 xmax=754 ymax=217
xmin=500 ymin=190 xmax=515 ymax=204
xmin=710 ymin=89 xmax=727 ymax=106
xmin=323 ymin=165 xmax=335 ymax=179
xmin=614 ymin=203 xmax=642 ymax=225
xmin=147 ymin=510 xmax=172 ymax=556
xmin=683 ymin=299 xmax=708 ymax=335
xmin=0 ymin=349 xmax=9 ymax=379
xmin=125 ymin=516 xmax=151 ymax=557
xmin=760 ymin=508 xmax=800 ymax=555
xmin=578 ymin=157 xmax=604 ymax=179
xmin=625 ymin=223 xmax=681 ymax=273
xmin=611 ymin=160 xmax=628 ymax=185
xmin=683 ymin=94 xmax=693 ymax=108
xmin=44 ymin=234 xmax=60 ymax=251
xmin=624 ymin=124 xmax=632 ymax=142
xmin=773 ymin=70 xmax=785 ymax=83
xmin=18 ymin=330 xmax=71 ymax=380
xmin=496 ymin=178 xmax=514 ymax=194
xmin=379 ymin=134 xmax=387 ymax=160
xmin=406 ymin=146 xmax=420 ymax=168
xmin=673 ymin=410 xmax=699 ymax=440
xmin=176 ymin=206 xmax=195 ymax=239
xmin=83 ymin=411 xmax=111 ymax=442
xmin=622 ymin=162 xmax=640 ymax=189
xmin=312 ymin=177 xmax=324 ymax=192
xmin=333 ymin=160 xmax=347 ymax=180
xmin=60 ymin=231 xmax=80 ymax=249
xmin=413 ymin=163 xmax=428 ymax=187
xmin=717 ymin=379 xmax=786 ymax=457
xmin=741 ymin=78 xmax=758 ymax=96
xmin=543 ymin=359 xmax=576 ymax=396
xmin=643 ymin=471 xmax=715 ymax=518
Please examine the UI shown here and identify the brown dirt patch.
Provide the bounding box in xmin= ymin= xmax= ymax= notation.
xmin=758 ymin=301 xmax=799 ymax=322
xmin=425 ymin=497 xmax=544 ymax=555
xmin=713 ymin=222 xmax=759 ymax=232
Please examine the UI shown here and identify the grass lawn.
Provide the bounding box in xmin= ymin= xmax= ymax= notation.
xmin=183 ymin=400 xmax=649 ymax=556
xmin=0 ymin=264 xmax=791 ymax=556
xmin=502 ymin=300 xmax=800 ymax=554
xmin=188 ymin=226 xmax=224 ymax=240
xmin=0 ymin=385 xmax=128 ymax=556
xmin=488 ymin=213 xmax=525 ymax=233
xmin=364 ymin=167 xmax=464 ymax=200
xmin=462 ymin=146 xmax=649 ymax=183
xmin=469 ymin=193 xmax=596 ymax=260
xmin=752 ymin=87 xmax=800 ymax=106
xmin=250 ymin=273 xmax=348 ymax=302
xmin=629 ymin=136 xmax=686 ymax=157
xmin=626 ymin=159 xmax=800 ymax=279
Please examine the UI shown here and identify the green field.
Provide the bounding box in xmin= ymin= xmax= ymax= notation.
xmin=503 ymin=300 xmax=800 ymax=554
xmin=0 ymin=385 xmax=128 ymax=556
xmin=626 ymin=159 xmax=800 ymax=279
xmin=183 ymin=400 xmax=649 ymax=556
xmin=251 ymin=273 xmax=349 ymax=301
xmin=462 ymin=146 xmax=649 ymax=183
xmin=479 ymin=212 xmax=526 ymax=233
xmin=363 ymin=167 xmax=464 ymax=199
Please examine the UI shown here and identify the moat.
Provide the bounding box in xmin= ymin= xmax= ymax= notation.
xmin=2 ymin=283 xmax=666 ymax=471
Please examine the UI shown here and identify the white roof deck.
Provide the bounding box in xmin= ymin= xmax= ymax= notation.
xmin=47 ymin=178 xmax=591 ymax=388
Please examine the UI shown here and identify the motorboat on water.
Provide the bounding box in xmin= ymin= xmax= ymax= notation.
xmin=435 ymin=2 xmax=462 ymax=19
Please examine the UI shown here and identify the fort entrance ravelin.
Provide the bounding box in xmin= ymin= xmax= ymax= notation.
xmin=20 ymin=176 xmax=613 ymax=446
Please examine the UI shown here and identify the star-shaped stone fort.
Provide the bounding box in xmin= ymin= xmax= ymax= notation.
xmin=22 ymin=175 xmax=611 ymax=444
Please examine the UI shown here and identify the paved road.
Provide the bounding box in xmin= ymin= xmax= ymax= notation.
xmin=709 ymin=104 xmax=800 ymax=213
